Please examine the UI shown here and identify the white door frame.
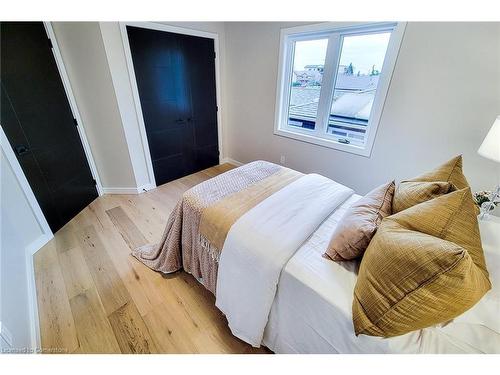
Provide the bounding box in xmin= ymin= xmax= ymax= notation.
xmin=1 ymin=125 xmax=49 ymax=351
xmin=0 ymin=126 xmax=53 ymax=240
xmin=44 ymin=22 xmax=103 ymax=196
xmin=119 ymin=22 xmax=224 ymax=189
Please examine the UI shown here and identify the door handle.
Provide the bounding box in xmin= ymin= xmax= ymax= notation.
xmin=14 ymin=144 xmax=30 ymax=156
xmin=175 ymin=118 xmax=193 ymax=124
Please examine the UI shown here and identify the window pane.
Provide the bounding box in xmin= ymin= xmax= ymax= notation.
xmin=288 ymin=39 xmax=328 ymax=130
xmin=328 ymin=32 xmax=391 ymax=145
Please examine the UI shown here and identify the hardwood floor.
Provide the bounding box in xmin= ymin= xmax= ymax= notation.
xmin=34 ymin=164 xmax=269 ymax=354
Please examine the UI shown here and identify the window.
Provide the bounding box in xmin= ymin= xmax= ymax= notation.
xmin=275 ymin=23 xmax=406 ymax=156
xmin=288 ymin=38 xmax=328 ymax=130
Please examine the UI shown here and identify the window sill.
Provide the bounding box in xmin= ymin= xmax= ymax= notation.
xmin=274 ymin=127 xmax=372 ymax=157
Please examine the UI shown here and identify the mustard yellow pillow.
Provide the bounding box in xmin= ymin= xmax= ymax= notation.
xmin=412 ymin=154 xmax=470 ymax=189
xmin=392 ymin=181 xmax=455 ymax=213
xmin=393 ymin=155 xmax=473 ymax=213
xmin=352 ymin=188 xmax=491 ymax=338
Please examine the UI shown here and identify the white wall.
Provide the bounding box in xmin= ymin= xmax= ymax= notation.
xmin=52 ymin=22 xmax=137 ymax=190
xmin=51 ymin=22 xmax=500 ymax=194
xmin=98 ymin=21 xmax=228 ymax=190
xmin=224 ymin=22 xmax=500 ymax=194
xmin=0 ymin=145 xmax=45 ymax=350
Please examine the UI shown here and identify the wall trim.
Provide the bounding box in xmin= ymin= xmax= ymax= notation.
xmin=102 ymin=183 xmax=155 ymax=195
xmin=25 ymin=234 xmax=51 ymax=351
xmin=220 ymin=157 xmax=244 ymax=166
xmin=102 ymin=164 xmax=245 ymax=194
xmin=137 ymin=183 xmax=156 ymax=193
xmin=102 ymin=187 xmax=141 ymax=195
xmin=44 ymin=22 xmax=104 ymax=196
xmin=118 ymin=21 xmax=225 ymax=190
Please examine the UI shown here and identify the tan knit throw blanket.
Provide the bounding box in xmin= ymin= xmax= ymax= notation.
xmin=132 ymin=161 xmax=302 ymax=295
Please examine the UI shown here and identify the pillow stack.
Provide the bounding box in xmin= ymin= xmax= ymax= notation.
xmin=353 ymin=187 xmax=491 ymax=337
xmin=352 ymin=155 xmax=490 ymax=337
xmin=325 ymin=155 xmax=491 ymax=338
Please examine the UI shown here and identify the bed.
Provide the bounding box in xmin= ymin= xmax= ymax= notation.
xmin=263 ymin=195 xmax=500 ymax=353
xmin=133 ymin=161 xmax=500 ymax=353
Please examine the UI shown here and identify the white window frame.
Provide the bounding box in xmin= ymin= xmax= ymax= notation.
xmin=274 ymin=22 xmax=406 ymax=157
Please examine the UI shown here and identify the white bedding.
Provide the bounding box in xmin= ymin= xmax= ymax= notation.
xmin=262 ymin=195 xmax=500 ymax=353
xmin=216 ymin=174 xmax=353 ymax=347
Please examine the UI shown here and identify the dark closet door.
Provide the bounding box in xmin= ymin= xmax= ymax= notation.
xmin=1 ymin=22 xmax=98 ymax=233
xmin=126 ymin=26 xmax=219 ymax=186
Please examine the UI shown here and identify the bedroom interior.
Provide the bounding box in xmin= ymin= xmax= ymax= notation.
xmin=1 ymin=0 xmax=500 ymax=368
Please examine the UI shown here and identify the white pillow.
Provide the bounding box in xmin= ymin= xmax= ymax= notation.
xmin=453 ymin=218 xmax=500 ymax=332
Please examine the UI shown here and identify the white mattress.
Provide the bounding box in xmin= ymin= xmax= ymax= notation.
xmin=262 ymin=195 xmax=500 ymax=353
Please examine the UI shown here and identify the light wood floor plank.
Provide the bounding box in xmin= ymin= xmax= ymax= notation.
xmin=113 ymin=197 xmax=165 ymax=243
xmin=214 ymin=163 xmax=237 ymax=174
xmin=34 ymin=243 xmax=78 ymax=353
xmin=58 ymin=246 xmax=94 ymax=300
xmin=71 ymin=203 xmax=103 ymax=231
xmin=167 ymin=274 xmax=263 ymax=353
xmin=108 ymin=301 xmax=157 ymax=354
xmin=124 ymin=195 xmax=168 ymax=228
xmin=137 ymin=192 xmax=172 ymax=222
xmin=86 ymin=198 xmax=116 ymax=230
xmin=69 ymin=288 xmax=121 ymax=353
xmin=76 ymin=225 xmax=130 ymax=316
xmin=143 ymin=302 xmax=200 ymax=353
xmin=145 ymin=189 xmax=178 ymax=216
xmin=99 ymin=226 xmax=162 ymax=317
xmin=54 ymin=222 xmax=79 ymax=254
xmin=106 ymin=206 xmax=148 ymax=250
xmin=35 ymin=163 xmax=271 ymax=354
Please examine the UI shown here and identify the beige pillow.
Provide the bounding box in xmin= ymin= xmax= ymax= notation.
xmin=393 ymin=155 xmax=474 ymax=213
xmin=324 ymin=181 xmax=395 ymax=261
xmin=352 ymin=188 xmax=491 ymax=338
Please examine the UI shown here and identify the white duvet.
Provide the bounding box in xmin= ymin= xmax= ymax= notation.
xmin=262 ymin=195 xmax=500 ymax=353
xmin=214 ymin=173 xmax=500 ymax=352
xmin=215 ymin=174 xmax=353 ymax=347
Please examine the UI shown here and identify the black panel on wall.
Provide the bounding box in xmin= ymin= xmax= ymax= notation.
xmin=126 ymin=26 xmax=219 ymax=186
xmin=1 ymin=22 xmax=98 ymax=232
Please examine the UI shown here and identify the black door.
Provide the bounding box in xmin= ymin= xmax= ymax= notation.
xmin=126 ymin=26 xmax=219 ymax=186
xmin=1 ymin=22 xmax=98 ymax=233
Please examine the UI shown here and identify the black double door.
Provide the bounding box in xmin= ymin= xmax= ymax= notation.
xmin=1 ymin=22 xmax=98 ymax=233
xmin=126 ymin=26 xmax=219 ymax=186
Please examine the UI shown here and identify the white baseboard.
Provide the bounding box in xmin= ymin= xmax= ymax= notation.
xmin=25 ymin=233 xmax=52 ymax=352
xmin=221 ymin=157 xmax=244 ymax=166
xmin=103 ymin=183 xmax=156 ymax=195
xmin=137 ymin=183 xmax=156 ymax=193
xmin=102 ymin=187 xmax=141 ymax=194
xmin=103 ymin=162 xmax=245 ymax=196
